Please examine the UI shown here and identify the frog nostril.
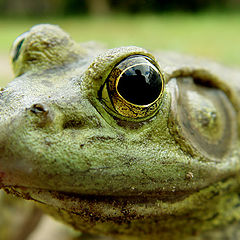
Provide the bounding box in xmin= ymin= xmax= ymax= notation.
xmin=28 ymin=103 xmax=52 ymax=127
xmin=30 ymin=104 xmax=49 ymax=115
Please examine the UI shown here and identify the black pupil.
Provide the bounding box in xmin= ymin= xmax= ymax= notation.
xmin=117 ymin=64 xmax=162 ymax=105
xmin=13 ymin=38 xmax=25 ymax=62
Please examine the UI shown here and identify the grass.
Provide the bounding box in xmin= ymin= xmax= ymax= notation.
xmin=0 ymin=12 xmax=240 ymax=85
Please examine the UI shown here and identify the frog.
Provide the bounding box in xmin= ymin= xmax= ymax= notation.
xmin=0 ymin=24 xmax=240 ymax=240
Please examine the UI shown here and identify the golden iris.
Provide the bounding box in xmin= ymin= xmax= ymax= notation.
xmin=100 ymin=55 xmax=164 ymax=119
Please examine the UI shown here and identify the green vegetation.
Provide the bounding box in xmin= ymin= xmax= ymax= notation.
xmin=1 ymin=13 xmax=240 ymax=85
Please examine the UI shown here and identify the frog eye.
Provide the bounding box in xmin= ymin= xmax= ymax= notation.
xmin=100 ymin=55 xmax=164 ymax=119
xmin=11 ymin=31 xmax=29 ymax=62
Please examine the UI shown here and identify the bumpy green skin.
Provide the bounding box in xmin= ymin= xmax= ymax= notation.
xmin=0 ymin=24 xmax=240 ymax=240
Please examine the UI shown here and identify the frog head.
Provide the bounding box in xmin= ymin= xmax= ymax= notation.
xmin=0 ymin=24 xmax=240 ymax=239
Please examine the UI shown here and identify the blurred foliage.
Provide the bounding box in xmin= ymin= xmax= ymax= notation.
xmin=0 ymin=1 xmax=240 ymax=85
xmin=1 ymin=13 xmax=240 ymax=63
xmin=0 ymin=0 xmax=240 ymax=16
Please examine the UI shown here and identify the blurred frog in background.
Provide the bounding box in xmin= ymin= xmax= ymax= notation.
xmin=0 ymin=24 xmax=240 ymax=240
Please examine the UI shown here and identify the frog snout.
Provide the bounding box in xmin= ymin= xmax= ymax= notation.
xmin=0 ymin=100 xmax=56 ymax=187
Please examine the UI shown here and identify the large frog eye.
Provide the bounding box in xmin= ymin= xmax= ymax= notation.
xmin=169 ymin=77 xmax=237 ymax=161
xmin=100 ymin=55 xmax=164 ymax=119
xmin=11 ymin=31 xmax=29 ymax=62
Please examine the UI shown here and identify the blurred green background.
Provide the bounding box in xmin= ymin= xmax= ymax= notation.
xmin=0 ymin=0 xmax=240 ymax=86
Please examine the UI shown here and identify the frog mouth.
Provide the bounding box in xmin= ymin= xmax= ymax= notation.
xmin=3 ymin=184 xmax=194 ymax=204
xmin=2 ymin=185 xmax=196 ymax=221
xmin=3 ymin=175 xmax=239 ymax=224
xmin=2 ymin=171 xmax=237 ymax=208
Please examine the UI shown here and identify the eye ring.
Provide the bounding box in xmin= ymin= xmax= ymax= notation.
xmin=100 ymin=55 xmax=165 ymax=119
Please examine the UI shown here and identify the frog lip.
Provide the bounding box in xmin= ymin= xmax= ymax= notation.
xmin=3 ymin=185 xmax=195 ymax=206
xmin=3 ymin=183 xmax=230 ymax=223
xmin=4 ymin=186 xmax=175 ymax=221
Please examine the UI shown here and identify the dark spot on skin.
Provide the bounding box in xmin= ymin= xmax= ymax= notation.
xmin=114 ymin=117 xmax=145 ymax=129
xmin=63 ymin=116 xmax=102 ymax=130
xmin=63 ymin=120 xmax=83 ymax=129
xmin=193 ymin=77 xmax=217 ymax=88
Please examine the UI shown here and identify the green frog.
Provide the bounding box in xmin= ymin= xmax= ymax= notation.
xmin=0 ymin=24 xmax=240 ymax=240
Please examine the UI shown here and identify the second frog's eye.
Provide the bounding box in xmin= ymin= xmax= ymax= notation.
xmin=100 ymin=55 xmax=164 ymax=119
xmin=11 ymin=31 xmax=29 ymax=63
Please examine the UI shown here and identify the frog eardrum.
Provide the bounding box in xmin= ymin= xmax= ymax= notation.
xmin=169 ymin=77 xmax=237 ymax=161
xmin=100 ymin=55 xmax=164 ymax=119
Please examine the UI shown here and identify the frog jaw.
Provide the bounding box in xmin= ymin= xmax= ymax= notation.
xmin=3 ymin=176 xmax=240 ymax=239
